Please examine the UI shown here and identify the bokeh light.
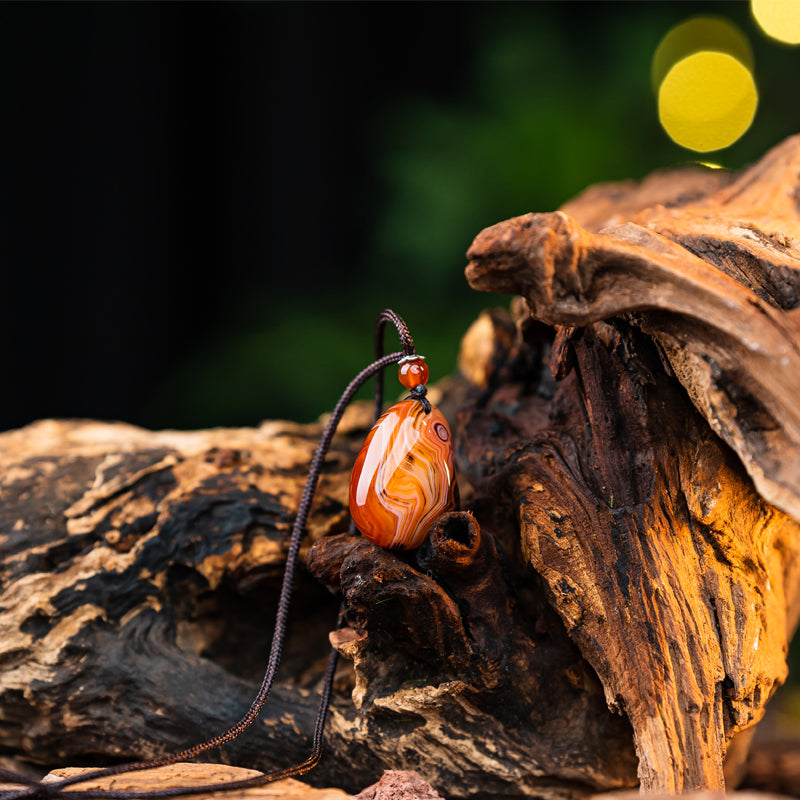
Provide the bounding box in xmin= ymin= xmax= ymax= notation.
xmin=651 ymin=16 xmax=754 ymax=92
xmin=752 ymin=0 xmax=800 ymax=45
xmin=658 ymin=52 xmax=758 ymax=152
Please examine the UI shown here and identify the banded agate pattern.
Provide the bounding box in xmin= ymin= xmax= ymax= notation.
xmin=349 ymin=398 xmax=456 ymax=549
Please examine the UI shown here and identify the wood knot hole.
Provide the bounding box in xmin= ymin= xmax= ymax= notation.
xmin=440 ymin=515 xmax=474 ymax=547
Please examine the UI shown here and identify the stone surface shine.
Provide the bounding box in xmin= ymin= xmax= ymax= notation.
xmin=349 ymin=399 xmax=456 ymax=549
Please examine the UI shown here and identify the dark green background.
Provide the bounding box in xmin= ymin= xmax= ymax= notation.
xmin=2 ymin=1 xmax=798 ymax=430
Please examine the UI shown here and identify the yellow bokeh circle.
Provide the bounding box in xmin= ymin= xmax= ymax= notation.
xmin=752 ymin=0 xmax=800 ymax=45
xmin=651 ymin=16 xmax=753 ymax=93
xmin=658 ymin=51 xmax=758 ymax=152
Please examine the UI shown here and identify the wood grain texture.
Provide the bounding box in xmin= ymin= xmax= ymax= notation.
xmin=466 ymin=135 xmax=800 ymax=523
xmin=464 ymin=135 xmax=800 ymax=791
xmin=0 ymin=417 xmax=358 ymax=781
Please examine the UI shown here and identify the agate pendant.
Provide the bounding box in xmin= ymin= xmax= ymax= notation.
xmin=349 ymin=398 xmax=456 ymax=550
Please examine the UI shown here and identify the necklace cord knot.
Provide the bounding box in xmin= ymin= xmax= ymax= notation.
xmin=409 ymin=384 xmax=432 ymax=414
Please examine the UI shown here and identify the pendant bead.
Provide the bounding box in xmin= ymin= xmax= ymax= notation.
xmin=398 ymin=357 xmax=429 ymax=389
xmin=349 ymin=398 xmax=456 ymax=549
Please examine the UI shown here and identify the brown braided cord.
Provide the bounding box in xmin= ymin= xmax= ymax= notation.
xmin=373 ymin=308 xmax=416 ymax=422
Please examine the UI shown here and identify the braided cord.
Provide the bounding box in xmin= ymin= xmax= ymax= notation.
xmin=373 ymin=308 xmax=415 ymax=422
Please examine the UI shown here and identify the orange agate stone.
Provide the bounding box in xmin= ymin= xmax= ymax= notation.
xmin=349 ymin=398 xmax=456 ymax=549
xmin=397 ymin=356 xmax=429 ymax=389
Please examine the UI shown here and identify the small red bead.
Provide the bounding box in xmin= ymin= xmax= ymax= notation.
xmin=398 ymin=357 xmax=429 ymax=389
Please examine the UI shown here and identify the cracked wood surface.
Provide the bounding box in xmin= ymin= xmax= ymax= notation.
xmin=467 ymin=134 xmax=800 ymax=524
xmin=464 ymin=134 xmax=800 ymax=792
xmin=0 ymin=418 xmax=357 ymax=786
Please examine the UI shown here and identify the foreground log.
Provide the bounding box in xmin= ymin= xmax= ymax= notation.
xmin=0 ymin=418 xmax=637 ymax=798
xmin=3 ymin=136 xmax=800 ymax=797
xmin=0 ymin=418 xmax=355 ymax=779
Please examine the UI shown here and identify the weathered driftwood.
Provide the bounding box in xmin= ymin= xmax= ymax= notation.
xmin=463 ymin=134 xmax=800 ymax=792
xmin=0 ymin=418 xmax=358 ymax=784
xmin=308 ymin=514 xmax=637 ymax=797
xmin=0 ymin=416 xmax=636 ymax=799
xmin=2 ymin=136 xmax=800 ymax=798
